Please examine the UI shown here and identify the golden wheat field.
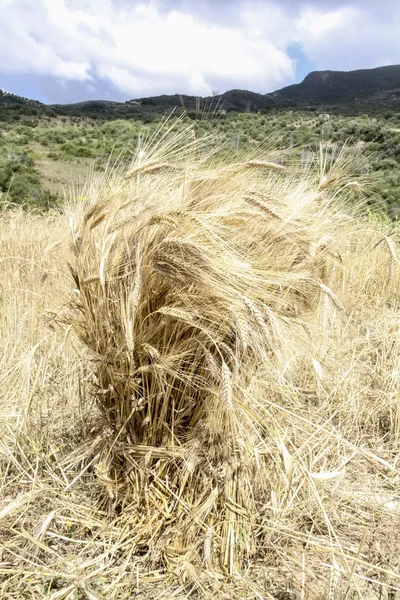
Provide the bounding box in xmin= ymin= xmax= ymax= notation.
xmin=0 ymin=125 xmax=400 ymax=599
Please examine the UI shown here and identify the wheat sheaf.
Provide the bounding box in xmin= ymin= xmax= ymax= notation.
xmin=65 ymin=122 xmax=363 ymax=584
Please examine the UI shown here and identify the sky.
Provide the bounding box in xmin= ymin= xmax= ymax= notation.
xmin=0 ymin=0 xmax=399 ymax=104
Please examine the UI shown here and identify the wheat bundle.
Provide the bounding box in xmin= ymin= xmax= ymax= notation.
xmin=65 ymin=124 xmax=360 ymax=583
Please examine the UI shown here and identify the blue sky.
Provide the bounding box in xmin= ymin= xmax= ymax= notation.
xmin=0 ymin=0 xmax=399 ymax=105
xmin=288 ymin=43 xmax=316 ymax=84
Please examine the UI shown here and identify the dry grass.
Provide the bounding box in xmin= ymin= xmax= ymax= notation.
xmin=35 ymin=156 xmax=94 ymax=195
xmin=0 ymin=125 xmax=399 ymax=599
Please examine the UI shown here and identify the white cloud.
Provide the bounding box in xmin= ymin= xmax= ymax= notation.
xmin=97 ymin=66 xmax=152 ymax=96
xmin=0 ymin=0 xmax=294 ymax=98
xmin=0 ymin=17 xmax=91 ymax=81
xmin=298 ymin=7 xmax=349 ymax=38
xmin=188 ymin=71 xmax=211 ymax=96
xmin=297 ymin=5 xmax=400 ymax=71
xmin=241 ymin=2 xmax=299 ymax=49
xmin=0 ymin=0 xmax=399 ymax=102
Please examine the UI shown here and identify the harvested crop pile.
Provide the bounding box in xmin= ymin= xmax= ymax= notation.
xmin=56 ymin=123 xmax=400 ymax=597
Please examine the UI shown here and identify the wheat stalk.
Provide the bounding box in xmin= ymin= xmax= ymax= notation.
xmin=203 ymin=526 xmax=213 ymax=568
xmin=125 ymin=162 xmax=179 ymax=179
xmin=156 ymin=306 xmax=196 ymax=326
xmin=147 ymin=214 xmax=178 ymax=227
xmin=328 ymin=561 xmax=341 ymax=600
xmin=228 ymin=160 xmax=286 ymax=172
xmin=221 ymin=361 xmax=233 ymax=412
xmin=384 ymin=235 xmax=397 ymax=283
xmin=244 ymin=192 xmax=283 ymax=220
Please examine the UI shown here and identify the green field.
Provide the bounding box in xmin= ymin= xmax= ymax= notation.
xmin=1 ymin=105 xmax=400 ymax=216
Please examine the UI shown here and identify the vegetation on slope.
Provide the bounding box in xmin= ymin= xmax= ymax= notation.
xmin=3 ymin=64 xmax=400 ymax=122
xmin=269 ymin=64 xmax=400 ymax=109
xmin=1 ymin=103 xmax=400 ymax=216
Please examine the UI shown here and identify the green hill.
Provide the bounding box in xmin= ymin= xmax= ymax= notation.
xmin=2 ymin=64 xmax=400 ymax=121
xmin=267 ymin=64 xmax=400 ymax=109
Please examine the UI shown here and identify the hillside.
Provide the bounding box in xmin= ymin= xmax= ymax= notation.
xmin=2 ymin=64 xmax=400 ymax=119
xmin=48 ymin=90 xmax=273 ymax=120
xmin=128 ymin=65 xmax=400 ymax=114
xmin=268 ymin=64 xmax=400 ymax=108
xmin=133 ymin=65 xmax=400 ymax=113
xmin=0 ymin=88 xmax=43 ymax=108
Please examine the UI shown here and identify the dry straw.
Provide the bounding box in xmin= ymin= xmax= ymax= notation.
xmin=62 ymin=122 xmax=396 ymax=592
xmin=2 ymin=153 xmax=400 ymax=600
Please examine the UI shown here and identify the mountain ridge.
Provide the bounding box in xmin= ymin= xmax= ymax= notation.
xmin=2 ymin=64 xmax=400 ymax=117
xmin=267 ymin=64 xmax=400 ymax=106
